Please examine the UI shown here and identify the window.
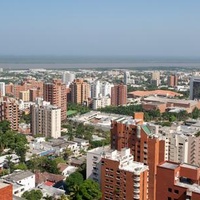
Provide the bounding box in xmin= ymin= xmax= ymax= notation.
xmin=174 ymin=189 xmax=179 ymax=194
xmin=168 ymin=188 xmax=172 ymax=192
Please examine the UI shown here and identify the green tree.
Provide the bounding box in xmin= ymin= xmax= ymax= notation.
xmin=58 ymin=194 xmax=70 ymax=200
xmin=77 ymin=179 xmax=102 ymax=200
xmin=15 ymin=144 xmax=28 ymax=162
xmin=66 ymin=172 xmax=84 ymax=193
xmin=192 ymin=107 xmax=200 ymax=119
xmin=14 ymin=162 xmax=28 ymax=170
xmin=63 ymin=148 xmax=73 ymax=160
xmin=0 ymin=120 xmax=11 ymax=133
xmin=43 ymin=195 xmax=54 ymax=200
xmin=4 ymin=155 xmax=15 ymax=173
xmin=22 ymin=190 xmax=43 ymax=200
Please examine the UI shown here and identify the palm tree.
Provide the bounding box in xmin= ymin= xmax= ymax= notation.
xmin=63 ymin=148 xmax=73 ymax=160
xmin=5 ymin=155 xmax=13 ymax=173
xmin=58 ymin=194 xmax=71 ymax=200
xmin=69 ymin=184 xmax=80 ymax=200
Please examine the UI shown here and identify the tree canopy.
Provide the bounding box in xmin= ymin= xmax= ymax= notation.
xmin=66 ymin=172 xmax=84 ymax=193
xmin=77 ymin=179 xmax=102 ymax=200
xmin=22 ymin=189 xmax=43 ymax=200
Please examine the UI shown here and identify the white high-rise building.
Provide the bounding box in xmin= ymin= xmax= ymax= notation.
xmin=91 ymin=81 xmax=113 ymax=99
xmin=151 ymin=71 xmax=160 ymax=86
xmin=160 ymin=123 xmax=200 ymax=165
xmin=92 ymin=96 xmax=111 ymax=110
xmin=0 ymin=82 xmax=5 ymax=96
xmin=62 ymin=71 xmax=75 ymax=87
xmin=31 ymin=101 xmax=61 ymax=138
xmin=101 ymin=82 xmax=113 ymax=97
xmin=124 ymin=71 xmax=130 ymax=85
xmin=91 ymin=81 xmax=101 ymax=98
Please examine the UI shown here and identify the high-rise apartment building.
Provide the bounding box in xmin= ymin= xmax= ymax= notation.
xmin=124 ymin=71 xmax=130 ymax=85
xmin=70 ymin=79 xmax=90 ymax=105
xmin=43 ymin=79 xmax=67 ymax=121
xmin=5 ymin=78 xmax=43 ymax=99
xmin=160 ymin=123 xmax=200 ymax=166
xmin=62 ymin=71 xmax=75 ymax=87
xmin=111 ymin=84 xmax=127 ymax=106
xmin=190 ymin=76 xmax=200 ymax=100
xmin=91 ymin=81 xmax=113 ymax=99
xmin=0 ymin=82 xmax=5 ymax=97
xmin=156 ymin=161 xmax=200 ymax=200
xmin=101 ymin=82 xmax=113 ymax=97
xmin=168 ymin=74 xmax=178 ymax=87
xmin=19 ymin=90 xmax=30 ymax=102
xmin=29 ymin=88 xmax=40 ymax=102
xmin=91 ymin=81 xmax=101 ymax=98
xmin=151 ymin=71 xmax=160 ymax=86
xmin=111 ymin=113 xmax=165 ymax=200
xmin=0 ymin=97 xmax=20 ymax=131
xmin=87 ymin=147 xmax=149 ymax=200
xmin=30 ymin=101 xmax=61 ymax=138
xmin=92 ymin=96 xmax=111 ymax=110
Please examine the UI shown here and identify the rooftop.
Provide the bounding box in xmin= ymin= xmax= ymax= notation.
xmin=128 ymin=90 xmax=182 ymax=97
xmin=181 ymin=163 xmax=199 ymax=170
xmin=159 ymin=161 xmax=179 ymax=170
xmin=3 ymin=170 xmax=34 ymax=182
xmin=38 ymin=183 xmax=65 ymax=197
xmin=143 ymin=96 xmax=197 ymax=106
xmin=87 ymin=146 xmax=111 ymax=155
xmin=176 ymin=181 xmax=200 ymax=194
xmin=104 ymin=148 xmax=148 ymax=174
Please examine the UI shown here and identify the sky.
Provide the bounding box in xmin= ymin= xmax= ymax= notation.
xmin=0 ymin=0 xmax=200 ymax=57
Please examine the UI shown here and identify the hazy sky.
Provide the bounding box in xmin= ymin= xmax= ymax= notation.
xmin=1 ymin=0 xmax=200 ymax=57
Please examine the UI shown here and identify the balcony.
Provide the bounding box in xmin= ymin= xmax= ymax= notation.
xmin=134 ymin=189 xmax=140 ymax=194
xmin=134 ymin=177 xmax=140 ymax=181
xmin=133 ymin=194 xmax=140 ymax=199
xmin=134 ymin=183 xmax=140 ymax=187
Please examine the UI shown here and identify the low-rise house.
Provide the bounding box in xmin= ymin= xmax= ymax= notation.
xmin=57 ymin=163 xmax=77 ymax=177
xmin=73 ymin=138 xmax=89 ymax=152
xmin=0 ymin=154 xmax=19 ymax=170
xmin=70 ymin=156 xmax=86 ymax=167
xmin=35 ymin=171 xmax=64 ymax=187
xmin=37 ymin=183 xmax=65 ymax=199
xmin=2 ymin=170 xmax=35 ymax=197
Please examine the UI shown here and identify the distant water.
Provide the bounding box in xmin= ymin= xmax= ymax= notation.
xmin=1 ymin=56 xmax=200 ymax=69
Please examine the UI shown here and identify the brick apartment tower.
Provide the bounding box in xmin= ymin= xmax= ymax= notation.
xmin=0 ymin=182 xmax=13 ymax=200
xmin=111 ymin=112 xmax=165 ymax=200
xmin=69 ymin=79 xmax=90 ymax=105
xmin=5 ymin=78 xmax=43 ymax=99
xmin=0 ymin=97 xmax=20 ymax=131
xmin=43 ymin=79 xmax=67 ymax=121
xmin=101 ymin=148 xmax=149 ymax=200
xmin=111 ymin=83 xmax=127 ymax=106
xmin=156 ymin=161 xmax=200 ymax=200
xmin=168 ymin=74 xmax=178 ymax=87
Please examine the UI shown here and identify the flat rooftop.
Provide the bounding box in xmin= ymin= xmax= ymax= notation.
xmin=87 ymin=146 xmax=111 ymax=155
xmin=159 ymin=162 xmax=179 ymax=170
xmin=181 ymin=163 xmax=199 ymax=170
xmin=176 ymin=182 xmax=200 ymax=194
xmin=143 ymin=96 xmax=197 ymax=106
xmin=3 ymin=170 xmax=34 ymax=182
